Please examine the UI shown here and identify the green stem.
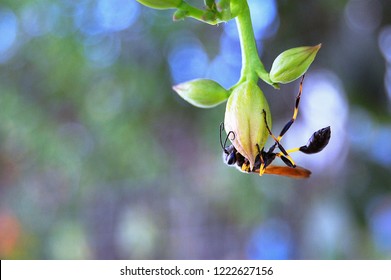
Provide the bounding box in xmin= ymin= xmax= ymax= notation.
xmin=235 ymin=1 xmax=274 ymax=86
xmin=177 ymin=0 xmax=276 ymax=88
xmin=178 ymin=2 xmax=220 ymax=25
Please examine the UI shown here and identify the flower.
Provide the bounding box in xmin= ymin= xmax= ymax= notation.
xmin=224 ymin=80 xmax=272 ymax=169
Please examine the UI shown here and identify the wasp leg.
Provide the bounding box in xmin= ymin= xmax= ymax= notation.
xmin=241 ymin=161 xmax=251 ymax=172
xmin=255 ymin=144 xmax=267 ymax=176
xmin=262 ymin=109 xmax=297 ymax=168
xmin=276 ymin=75 xmax=305 ymax=142
xmin=260 ymin=76 xmax=306 ymax=168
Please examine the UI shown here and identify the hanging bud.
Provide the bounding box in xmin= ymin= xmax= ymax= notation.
xmin=204 ymin=0 xmax=216 ymax=9
xmin=136 ymin=0 xmax=183 ymax=10
xmin=173 ymin=9 xmax=188 ymax=21
xmin=217 ymin=0 xmax=242 ymax=21
xmin=224 ymin=81 xmax=272 ymax=169
xmin=269 ymin=44 xmax=321 ymax=84
xmin=173 ymin=79 xmax=229 ymax=108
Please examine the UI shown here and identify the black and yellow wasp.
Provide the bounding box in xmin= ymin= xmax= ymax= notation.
xmin=220 ymin=76 xmax=331 ymax=178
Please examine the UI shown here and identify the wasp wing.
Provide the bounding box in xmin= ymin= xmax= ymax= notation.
xmin=253 ymin=165 xmax=311 ymax=179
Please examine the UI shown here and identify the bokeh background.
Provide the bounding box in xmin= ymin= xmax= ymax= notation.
xmin=1 ymin=0 xmax=391 ymax=259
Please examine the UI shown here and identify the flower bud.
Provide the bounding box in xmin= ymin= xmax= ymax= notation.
xmin=217 ymin=0 xmax=243 ymax=21
xmin=224 ymin=81 xmax=272 ymax=169
xmin=173 ymin=9 xmax=188 ymax=21
xmin=269 ymin=44 xmax=321 ymax=84
xmin=173 ymin=79 xmax=229 ymax=108
xmin=136 ymin=0 xmax=183 ymax=10
xmin=204 ymin=0 xmax=215 ymax=9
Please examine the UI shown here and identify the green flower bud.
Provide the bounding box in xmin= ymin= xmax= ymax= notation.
xmin=173 ymin=79 xmax=229 ymax=108
xmin=204 ymin=0 xmax=216 ymax=9
xmin=173 ymin=9 xmax=188 ymax=21
xmin=224 ymin=81 xmax=272 ymax=169
xmin=136 ymin=0 xmax=183 ymax=10
xmin=269 ymin=44 xmax=321 ymax=84
xmin=217 ymin=0 xmax=242 ymax=21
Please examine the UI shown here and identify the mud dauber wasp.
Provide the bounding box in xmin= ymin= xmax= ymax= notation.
xmin=220 ymin=76 xmax=331 ymax=178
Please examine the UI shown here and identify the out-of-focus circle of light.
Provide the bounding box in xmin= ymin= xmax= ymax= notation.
xmin=206 ymin=54 xmax=240 ymax=88
xmin=386 ymin=69 xmax=391 ymax=109
xmin=83 ymin=35 xmax=121 ymax=68
xmin=224 ymin=0 xmax=278 ymax=41
xmin=168 ymin=34 xmax=209 ymax=84
xmin=378 ymin=26 xmax=391 ymax=63
xmin=370 ymin=126 xmax=391 ymax=166
xmin=96 ymin=0 xmax=138 ymax=32
xmin=378 ymin=26 xmax=391 ymax=109
xmin=115 ymin=206 xmax=159 ymax=259
xmin=0 ymin=8 xmax=18 ymax=63
xmin=367 ymin=198 xmax=391 ymax=255
xmin=74 ymin=0 xmax=139 ymax=35
xmin=284 ymin=71 xmax=349 ymax=173
xmin=248 ymin=0 xmax=278 ymax=39
xmin=344 ymin=0 xmax=382 ymax=33
xmin=349 ymin=108 xmax=391 ymax=167
xmin=302 ymin=200 xmax=353 ymax=258
xmin=20 ymin=2 xmax=59 ymax=37
xmin=205 ymin=28 xmax=241 ymax=88
xmin=246 ymin=218 xmax=293 ymax=260
xmin=349 ymin=108 xmax=373 ymax=153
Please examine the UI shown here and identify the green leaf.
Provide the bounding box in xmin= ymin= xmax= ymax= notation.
xmin=269 ymin=44 xmax=321 ymax=84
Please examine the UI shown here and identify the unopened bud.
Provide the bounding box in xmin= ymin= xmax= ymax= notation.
xmin=173 ymin=9 xmax=188 ymax=21
xmin=204 ymin=0 xmax=215 ymax=9
xmin=269 ymin=44 xmax=321 ymax=84
xmin=136 ymin=0 xmax=183 ymax=10
xmin=173 ymin=79 xmax=229 ymax=108
xmin=224 ymin=81 xmax=272 ymax=169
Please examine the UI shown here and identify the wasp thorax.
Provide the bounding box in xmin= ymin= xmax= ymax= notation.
xmin=224 ymin=81 xmax=272 ymax=169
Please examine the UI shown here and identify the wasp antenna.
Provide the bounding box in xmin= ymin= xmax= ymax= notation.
xmin=219 ymin=122 xmax=235 ymax=154
xmin=219 ymin=123 xmax=233 ymax=150
xmin=219 ymin=122 xmax=225 ymax=150
xmin=225 ymin=131 xmax=235 ymax=147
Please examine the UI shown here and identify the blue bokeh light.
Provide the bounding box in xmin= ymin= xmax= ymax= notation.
xmin=378 ymin=25 xmax=391 ymax=110
xmin=73 ymin=0 xmax=139 ymax=36
xmin=247 ymin=219 xmax=293 ymax=259
xmin=83 ymin=34 xmax=122 ymax=68
xmin=0 ymin=8 xmax=18 ymax=63
xmin=248 ymin=0 xmax=278 ymax=39
xmin=205 ymin=33 xmax=241 ymax=88
xmin=224 ymin=0 xmax=278 ymax=41
xmin=168 ymin=34 xmax=209 ymax=84
xmin=349 ymin=108 xmax=391 ymax=167
xmin=20 ymin=1 xmax=61 ymax=38
xmin=367 ymin=197 xmax=391 ymax=255
xmin=96 ymin=0 xmax=138 ymax=32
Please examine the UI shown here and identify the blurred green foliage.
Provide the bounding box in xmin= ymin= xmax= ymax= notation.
xmin=1 ymin=0 xmax=391 ymax=259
